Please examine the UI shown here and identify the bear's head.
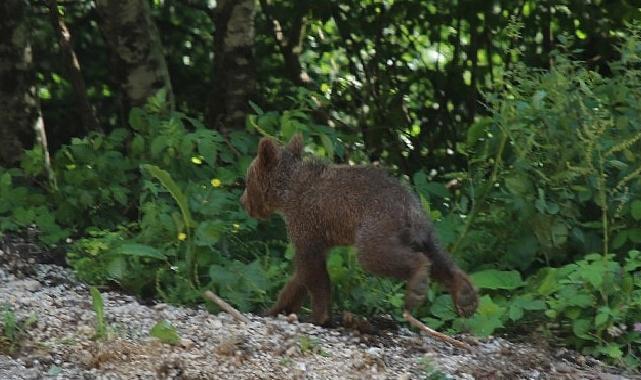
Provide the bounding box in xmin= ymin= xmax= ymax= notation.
xmin=240 ymin=134 xmax=304 ymax=219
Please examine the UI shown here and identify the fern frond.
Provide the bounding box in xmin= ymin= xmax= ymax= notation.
xmin=606 ymin=130 xmax=641 ymax=157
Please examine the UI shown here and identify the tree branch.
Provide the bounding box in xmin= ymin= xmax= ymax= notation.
xmin=403 ymin=310 xmax=473 ymax=352
xmin=203 ymin=290 xmax=251 ymax=324
xmin=259 ymin=0 xmax=311 ymax=86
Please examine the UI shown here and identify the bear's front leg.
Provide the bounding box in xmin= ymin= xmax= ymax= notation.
xmin=291 ymin=242 xmax=332 ymax=326
xmin=265 ymin=276 xmax=307 ymax=317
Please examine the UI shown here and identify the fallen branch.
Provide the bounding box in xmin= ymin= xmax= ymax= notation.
xmin=203 ymin=290 xmax=250 ymax=324
xmin=403 ymin=310 xmax=473 ymax=352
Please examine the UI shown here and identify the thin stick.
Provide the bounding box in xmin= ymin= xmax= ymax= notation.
xmin=34 ymin=109 xmax=57 ymax=190
xmin=203 ymin=290 xmax=250 ymax=324
xmin=403 ymin=310 xmax=472 ymax=352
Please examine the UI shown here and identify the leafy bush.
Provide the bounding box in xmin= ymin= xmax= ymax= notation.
xmin=0 ymin=91 xmax=287 ymax=308
xmin=539 ymin=251 xmax=641 ymax=366
xmin=411 ymin=31 xmax=641 ymax=366
xmin=451 ymin=35 xmax=641 ymax=271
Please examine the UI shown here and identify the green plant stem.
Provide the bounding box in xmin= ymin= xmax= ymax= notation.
xmin=452 ymin=129 xmax=507 ymax=255
xmin=596 ymin=151 xmax=609 ymax=257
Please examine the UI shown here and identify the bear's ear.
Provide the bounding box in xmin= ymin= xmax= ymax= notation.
xmin=257 ymin=137 xmax=280 ymax=167
xmin=286 ymin=133 xmax=304 ymax=159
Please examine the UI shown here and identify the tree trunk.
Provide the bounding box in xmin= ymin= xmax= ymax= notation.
xmin=0 ymin=0 xmax=38 ymax=167
xmin=94 ymin=0 xmax=174 ymax=113
xmin=206 ymin=0 xmax=256 ymax=132
xmin=47 ymin=0 xmax=101 ymax=134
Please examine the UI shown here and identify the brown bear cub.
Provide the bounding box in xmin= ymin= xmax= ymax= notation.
xmin=240 ymin=134 xmax=478 ymax=325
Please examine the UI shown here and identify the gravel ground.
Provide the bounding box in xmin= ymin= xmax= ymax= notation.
xmin=0 ymin=236 xmax=637 ymax=379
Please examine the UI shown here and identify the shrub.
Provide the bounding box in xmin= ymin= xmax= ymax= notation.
xmin=414 ymin=30 xmax=641 ymax=366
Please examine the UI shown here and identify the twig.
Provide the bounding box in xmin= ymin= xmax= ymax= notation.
xmin=34 ymin=109 xmax=57 ymax=190
xmin=203 ymin=290 xmax=250 ymax=324
xmin=403 ymin=310 xmax=473 ymax=352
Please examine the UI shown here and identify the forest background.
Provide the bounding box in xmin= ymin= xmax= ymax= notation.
xmin=1 ymin=0 xmax=641 ymax=369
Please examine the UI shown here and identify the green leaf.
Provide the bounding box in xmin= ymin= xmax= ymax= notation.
xmin=572 ymin=318 xmax=591 ymax=339
xmin=430 ymin=295 xmax=458 ymax=321
xmin=508 ymin=295 xmax=545 ymax=321
xmin=131 ymin=134 xmax=145 ymax=155
xmin=598 ymin=344 xmax=623 ymax=359
xmin=0 ymin=172 xmax=11 ymax=188
xmin=229 ymin=131 xmax=252 ymax=154
xmin=460 ymin=295 xmax=507 ymax=335
xmin=505 ymin=175 xmax=531 ymax=194
xmin=112 ymin=187 xmax=128 ymax=206
xmin=612 ymin=231 xmax=628 ymax=249
xmin=576 ymin=261 xmax=607 ymax=288
xmin=209 ymin=264 xmax=238 ymax=288
xmin=517 ymin=298 xmax=546 ymax=310
xmin=195 ymin=220 xmax=225 ymax=246
xmin=424 ymin=183 xmax=450 ymax=198
xmin=534 ymin=268 xmax=559 ymax=296
xmin=413 ymin=171 xmax=430 ymax=199
xmin=466 ymin=315 xmax=504 ymax=336
xmin=565 ymin=307 xmax=582 ymax=320
xmin=280 ymin=117 xmax=297 ymax=140
xmin=179 ymin=136 xmax=194 ymax=157
xmin=594 ymin=309 xmax=610 ymax=327
xmin=198 ymin=138 xmax=218 ymax=168
xmin=248 ymin=100 xmax=264 ymax=115
xmin=146 ymin=88 xmax=167 ymax=112
xmin=327 ymin=252 xmax=346 ymax=280
xmin=532 ymin=90 xmax=547 ymax=109
xmin=508 ymin=305 xmax=524 ymax=321
xmin=118 ymin=243 xmax=166 ymax=259
xmin=463 ymin=296 xmax=507 ymax=336
xmin=546 ymin=202 xmax=560 ymax=215
xmin=244 ymin=260 xmax=269 ymax=291
xmin=421 ymin=317 xmax=445 ymax=330
xmin=624 ymin=250 xmax=641 ymax=272
xmin=567 ymin=293 xmax=593 ymax=307
xmin=90 ymin=287 xmax=106 ymax=340
xmin=632 ymin=200 xmax=641 ymax=221
xmin=551 ymin=223 xmax=568 ymax=245
xmin=150 ymin=136 xmax=168 ymax=157
xmin=142 ymin=164 xmax=193 ymax=228
xmin=106 ymin=256 xmax=126 ymax=280
xmin=471 ymin=269 xmax=524 ymax=290
xmin=628 ymin=228 xmax=641 ymax=243
xmin=128 ymin=108 xmax=145 ymax=131
xmin=319 ymin=134 xmax=334 ymax=158
xmin=466 ymin=118 xmax=490 ymax=146
xmin=476 ymin=295 xmax=506 ymax=318
xmin=150 ymin=320 xmax=180 ymax=345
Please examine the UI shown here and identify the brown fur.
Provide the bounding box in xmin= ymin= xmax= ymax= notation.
xmin=240 ymin=134 xmax=478 ymax=325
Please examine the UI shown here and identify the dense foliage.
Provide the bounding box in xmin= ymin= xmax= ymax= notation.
xmin=1 ymin=0 xmax=640 ymax=369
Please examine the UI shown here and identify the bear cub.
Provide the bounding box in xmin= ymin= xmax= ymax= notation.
xmin=240 ymin=134 xmax=478 ymax=325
